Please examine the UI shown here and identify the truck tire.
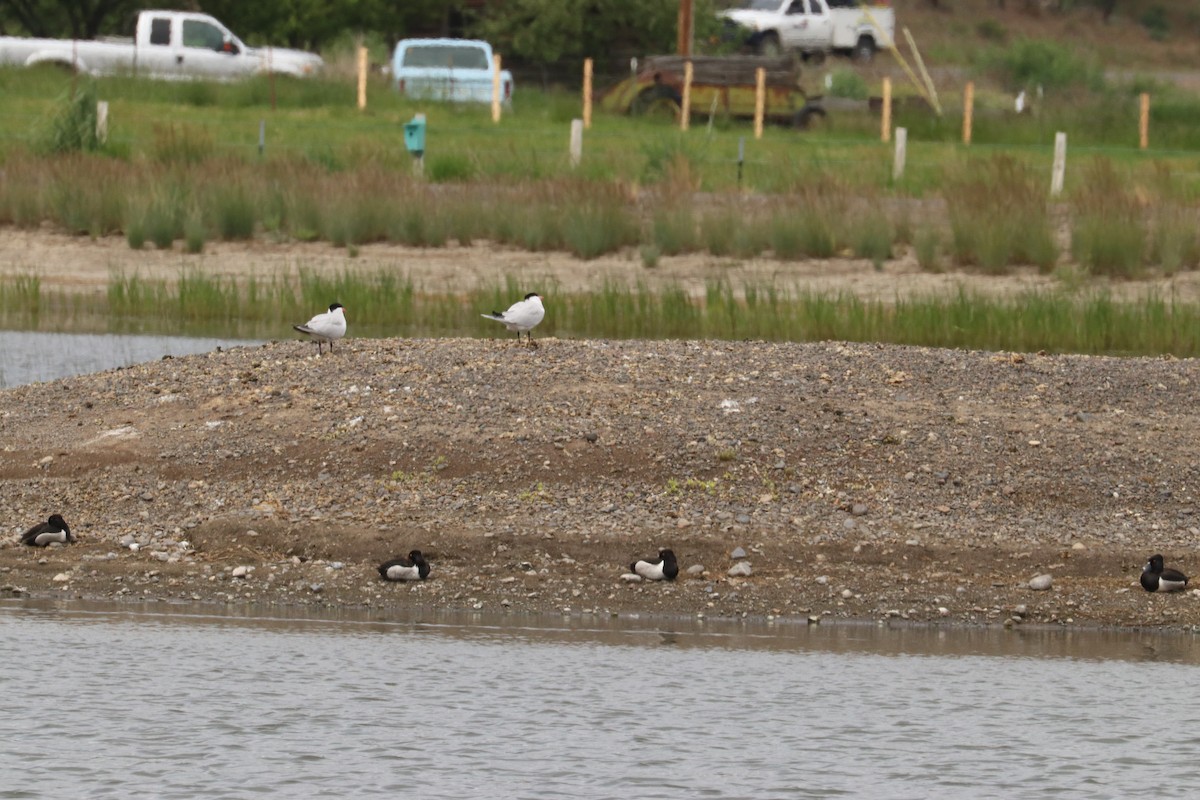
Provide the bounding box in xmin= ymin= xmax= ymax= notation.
xmin=631 ymin=85 xmax=682 ymax=119
xmin=852 ymin=36 xmax=876 ymax=63
xmin=756 ymin=32 xmax=783 ymax=57
xmin=793 ymin=105 xmax=827 ymax=130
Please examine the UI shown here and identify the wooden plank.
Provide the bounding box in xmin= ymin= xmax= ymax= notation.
xmin=643 ymin=55 xmax=798 ymax=88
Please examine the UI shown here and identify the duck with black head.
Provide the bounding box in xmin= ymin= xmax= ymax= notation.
xmin=1140 ymin=554 xmax=1188 ymax=593
xmin=631 ymin=548 xmax=679 ymax=581
xmin=21 ymin=514 xmax=74 ymax=547
xmin=377 ymin=550 xmax=431 ymax=582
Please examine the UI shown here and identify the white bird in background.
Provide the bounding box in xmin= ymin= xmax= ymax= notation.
xmin=481 ymin=292 xmax=545 ymax=346
xmin=293 ymin=302 xmax=346 ymax=355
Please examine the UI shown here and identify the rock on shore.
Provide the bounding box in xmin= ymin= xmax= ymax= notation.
xmin=2 ymin=337 xmax=1198 ymax=630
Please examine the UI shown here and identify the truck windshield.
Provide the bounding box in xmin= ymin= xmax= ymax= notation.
xmin=402 ymin=45 xmax=489 ymax=70
xmin=744 ymin=0 xmax=785 ymax=9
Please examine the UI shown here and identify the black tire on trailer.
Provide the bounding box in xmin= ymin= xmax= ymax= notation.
xmin=793 ymin=105 xmax=827 ymax=130
xmin=631 ymin=85 xmax=683 ymax=119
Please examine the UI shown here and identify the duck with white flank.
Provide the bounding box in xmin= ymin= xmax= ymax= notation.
xmin=377 ymin=550 xmax=431 ymax=582
xmin=481 ymin=292 xmax=545 ymax=346
xmin=1140 ymin=554 xmax=1189 ymax=593
xmin=631 ymin=548 xmax=679 ymax=581
xmin=293 ymin=302 xmax=346 ymax=354
xmin=21 ymin=514 xmax=74 ymax=547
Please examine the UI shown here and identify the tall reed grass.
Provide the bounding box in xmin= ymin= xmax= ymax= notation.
xmin=6 ymin=272 xmax=1197 ymax=357
xmin=1070 ymin=158 xmax=1146 ymax=278
xmin=944 ymin=155 xmax=1058 ymax=273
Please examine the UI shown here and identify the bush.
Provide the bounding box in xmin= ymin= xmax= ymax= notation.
xmin=944 ymin=155 xmax=1057 ymax=273
xmin=148 ymin=124 xmax=214 ymax=165
xmin=828 ymin=69 xmax=869 ymax=101
xmin=427 ymin=153 xmax=475 ymax=182
xmin=41 ymin=83 xmax=101 ymax=154
xmin=981 ymin=38 xmax=1103 ymax=92
xmin=1140 ymin=6 xmax=1170 ymax=41
xmin=976 ymin=19 xmax=1007 ymax=43
xmin=1070 ymin=159 xmax=1146 ymax=278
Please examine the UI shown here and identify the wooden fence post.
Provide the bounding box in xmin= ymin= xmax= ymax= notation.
xmin=1139 ymin=92 xmax=1150 ymax=150
xmin=754 ymin=67 xmax=765 ymax=140
xmin=963 ymin=81 xmax=974 ymax=145
xmin=356 ymin=45 xmax=368 ymax=111
xmin=881 ymin=76 xmax=892 ymax=143
xmin=680 ymin=61 xmax=693 ymax=131
xmin=491 ymin=54 xmax=502 ymax=123
xmin=583 ymin=58 xmax=593 ymax=130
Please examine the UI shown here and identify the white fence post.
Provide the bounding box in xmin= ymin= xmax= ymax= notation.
xmin=1050 ymin=132 xmax=1067 ymax=196
xmin=96 ymin=101 xmax=108 ymax=144
xmin=893 ymin=127 xmax=907 ymax=181
xmin=569 ymin=119 xmax=583 ymax=168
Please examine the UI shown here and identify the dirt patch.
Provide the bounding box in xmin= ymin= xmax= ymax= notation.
xmin=0 ymin=334 xmax=1197 ymax=632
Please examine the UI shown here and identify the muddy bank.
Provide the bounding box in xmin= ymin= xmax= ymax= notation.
xmin=1 ymin=336 xmax=1198 ymax=630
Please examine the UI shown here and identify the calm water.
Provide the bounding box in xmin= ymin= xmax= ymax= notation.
xmin=0 ymin=331 xmax=259 ymax=388
xmin=3 ymin=601 xmax=1200 ymax=799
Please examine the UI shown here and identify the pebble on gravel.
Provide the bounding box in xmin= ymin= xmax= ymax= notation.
xmin=730 ymin=547 xmax=747 ymax=560
xmin=1028 ymin=574 xmax=1053 ymax=591
xmin=727 ymin=562 xmax=753 ymax=577
xmin=620 ymin=573 xmax=643 ymax=583
xmin=686 ymin=564 xmax=705 ymax=576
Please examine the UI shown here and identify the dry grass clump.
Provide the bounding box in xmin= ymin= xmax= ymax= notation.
xmin=943 ymin=155 xmax=1058 ymax=274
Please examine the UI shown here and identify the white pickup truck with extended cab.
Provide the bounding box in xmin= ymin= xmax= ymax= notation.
xmin=722 ymin=0 xmax=894 ymax=63
xmin=0 ymin=10 xmax=323 ymax=80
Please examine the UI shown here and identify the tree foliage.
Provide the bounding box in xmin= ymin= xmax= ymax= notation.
xmin=474 ymin=0 xmax=722 ymax=70
xmin=0 ymin=0 xmax=180 ymax=38
xmin=0 ymin=0 xmax=446 ymax=47
xmin=200 ymin=0 xmax=449 ymax=50
xmin=1 ymin=0 xmax=727 ymax=70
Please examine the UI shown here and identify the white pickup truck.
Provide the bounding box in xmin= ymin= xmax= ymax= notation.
xmin=0 ymin=10 xmax=323 ymax=80
xmin=721 ymin=0 xmax=895 ymax=63
xmin=392 ymin=38 xmax=513 ymax=104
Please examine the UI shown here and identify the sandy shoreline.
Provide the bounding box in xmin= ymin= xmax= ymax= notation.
xmin=2 ymin=333 xmax=1198 ymax=632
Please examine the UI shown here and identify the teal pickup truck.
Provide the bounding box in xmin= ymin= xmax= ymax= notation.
xmin=391 ymin=38 xmax=513 ymax=104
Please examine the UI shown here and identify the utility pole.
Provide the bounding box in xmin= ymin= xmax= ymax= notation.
xmin=677 ymin=0 xmax=694 ymax=56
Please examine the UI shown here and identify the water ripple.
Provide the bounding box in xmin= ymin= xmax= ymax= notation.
xmin=4 ymin=606 xmax=1200 ymax=798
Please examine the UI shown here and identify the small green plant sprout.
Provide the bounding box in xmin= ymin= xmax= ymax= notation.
xmin=518 ymin=482 xmax=549 ymax=502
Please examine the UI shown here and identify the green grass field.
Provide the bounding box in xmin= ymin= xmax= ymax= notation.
xmin=1 ymin=61 xmax=1199 ymax=355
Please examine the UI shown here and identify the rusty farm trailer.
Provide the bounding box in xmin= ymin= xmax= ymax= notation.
xmin=600 ymin=54 xmax=825 ymax=128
